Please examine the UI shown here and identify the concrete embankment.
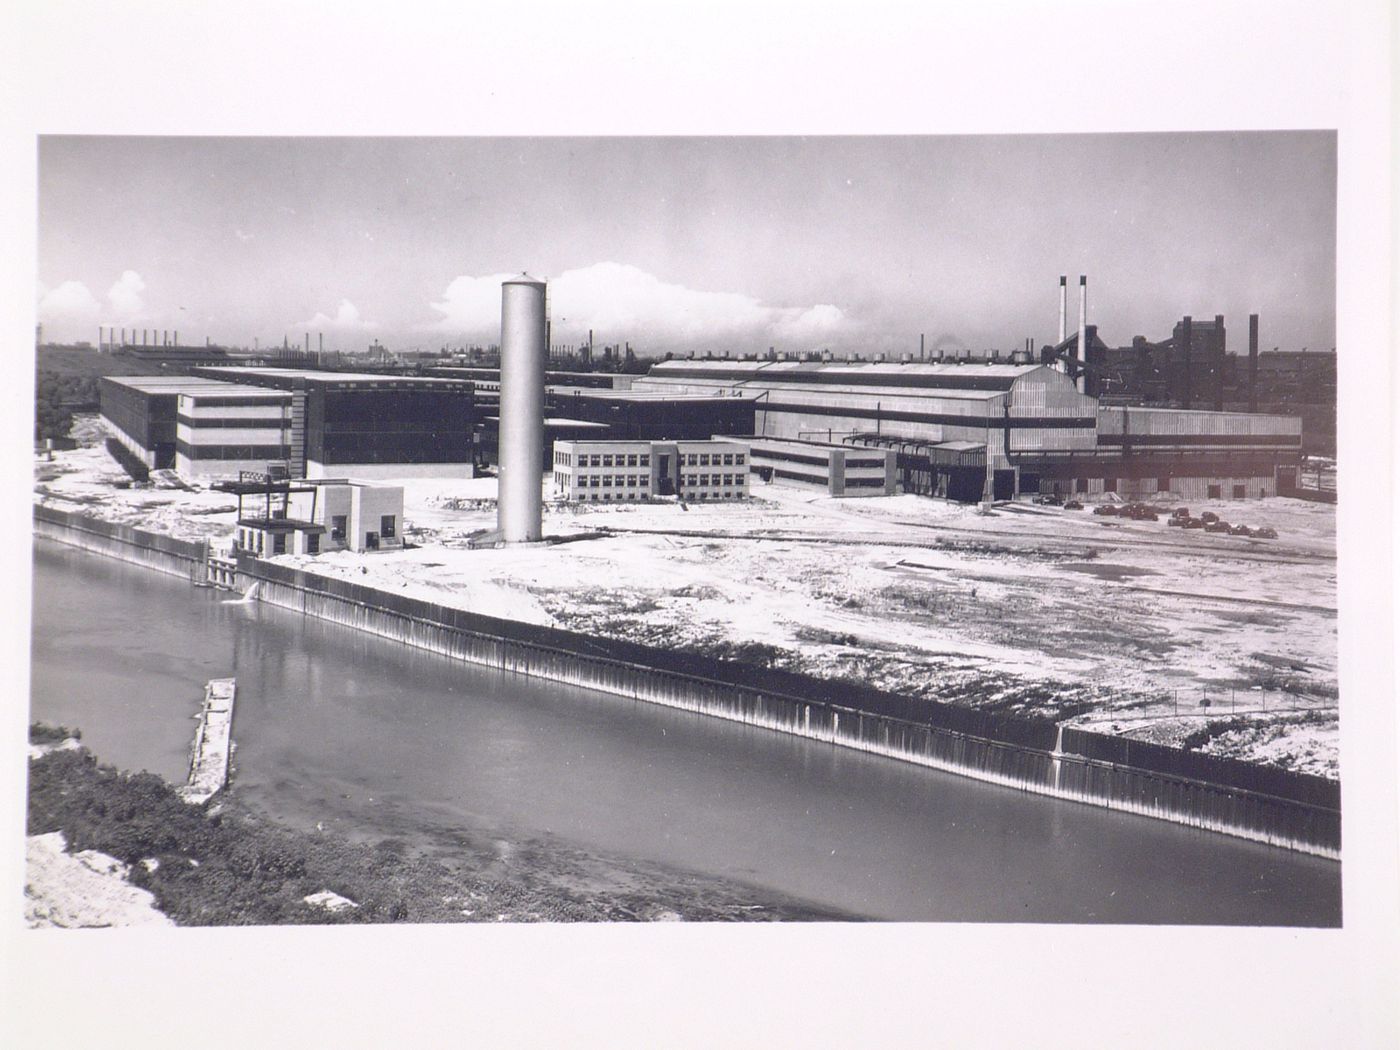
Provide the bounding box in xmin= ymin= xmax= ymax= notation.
xmin=179 ymin=678 xmax=236 ymax=804
xmin=33 ymin=505 xmax=1342 ymax=858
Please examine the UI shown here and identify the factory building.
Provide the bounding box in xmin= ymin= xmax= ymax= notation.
xmin=192 ymin=366 xmax=476 ymax=479
xmin=636 ymin=358 xmax=1302 ymax=502
xmin=225 ymin=475 xmax=404 ymax=557
xmin=100 ymin=375 xmax=291 ymax=473
xmin=746 ymin=437 xmax=896 ymax=497
xmin=553 ymin=438 xmax=750 ymax=502
xmin=175 ymin=386 xmax=295 ymax=478
xmin=636 ymin=359 xmax=1098 ymax=501
xmin=476 ymin=386 xmax=756 ymax=469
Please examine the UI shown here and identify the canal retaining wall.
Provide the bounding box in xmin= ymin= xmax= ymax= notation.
xmin=235 ymin=553 xmax=1340 ymax=858
xmin=30 ymin=505 xmax=1340 ymax=857
xmin=34 ymin=504 xmax=206 ymax=583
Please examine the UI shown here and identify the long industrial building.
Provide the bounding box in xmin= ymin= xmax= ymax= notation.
xmin=191 ymin=366 xmax=476 ymax=479
xmin=635 ymin=358 xmax=1302 ymax=501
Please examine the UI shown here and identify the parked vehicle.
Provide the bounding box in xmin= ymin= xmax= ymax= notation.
xmin=1093 ymin=504 xmax=1119 ymax=516
xmin=1063 ymin=500 xmax=1083 ymax=510
xmin=1033 ymin=494 xmax=1063 ymax=506
xmin=1201 ymin=511 xmax=1220 ymax=524
xmin=1166 ymin=515 xmax=1186 ymax=527
xmin=1230 ymin=524 xmax=1253 ymax=536
xmin=1254 ymin=526 xmax=1278 ymax=539
xmin=1183 ymin=517 xmax=1205 ymax=529
xmin=1171 ymin=507 xmax=1190 ymax=519
xmin=1205 ymin=520 xmax=1232 ymax=533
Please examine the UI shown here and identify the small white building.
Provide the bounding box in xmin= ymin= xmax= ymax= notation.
xmin=552 ymin=439 xmax=750 ymax=502
xmin=747 ymin=437 xmax=896 ymax=496
xmin=229 ymin=476 xmax=405 ymax=557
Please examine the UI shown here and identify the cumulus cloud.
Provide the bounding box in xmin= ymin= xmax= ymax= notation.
xmin=106 ymin=270 xmax=146 ymax=318
xmin=296 ymin=299 xmax=378 ymax=331
xmin=425 ymin=262 xmax=854 ymax=351
xmin=38 ymin=280 xmax=101 ymax=323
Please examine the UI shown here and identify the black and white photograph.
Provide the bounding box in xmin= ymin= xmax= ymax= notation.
xmin=2 ymin=2 xmax=1396 ymax=1048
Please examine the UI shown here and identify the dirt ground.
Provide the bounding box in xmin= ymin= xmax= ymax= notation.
xmin=35 ymin=416 xmax=1339 ymax=777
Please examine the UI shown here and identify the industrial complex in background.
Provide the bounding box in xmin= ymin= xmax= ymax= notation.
xmin=50 ymin=272 xmax=1332 ymax=556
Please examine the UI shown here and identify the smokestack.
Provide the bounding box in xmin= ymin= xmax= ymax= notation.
xmin=497 ymin=274 xmax=547 ymax=543
xmin=1213 ymin=315 xmax=1225 ymax=412
xmin=120 ymin=328 xmax=126 ymax=346
xmin=319 ymin=332 xmax=323 ymax=354
xmin=920 ymin=333 xmax=925 ymax=360
xmin=142 ymin=328 xmax=147 ymax=346
xmin=1180 ymin=316 xmax=1193 ymax=407
xmin=174 ymin=330 xmax=179 ymax=347
xmin=1058 ymin=275 xmax=1067 ymax=348
xmin=1077 ymin=275 xmax=1087 ymax=392
xmin=1248 ymin=314 xmax=1259 ymax=413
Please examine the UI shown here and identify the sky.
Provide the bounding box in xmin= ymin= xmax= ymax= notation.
xmin=36 ymin=133 xmax=1337 ymax=356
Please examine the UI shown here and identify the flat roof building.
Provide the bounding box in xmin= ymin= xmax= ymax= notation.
xmin=553 ymin=438 xmax=750 ymax=503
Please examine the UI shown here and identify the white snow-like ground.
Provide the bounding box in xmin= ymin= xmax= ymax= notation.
xmin=35 ymin=417 xmax=1339 ymax=776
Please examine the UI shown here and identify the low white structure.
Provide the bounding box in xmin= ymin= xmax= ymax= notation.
xmin=552 ymin=438 xmax=750 ymax=502
xmin=747 ymin=437 xmax=896 ymax=496
xmin=231 ymin=477 xmax=405 ymax=557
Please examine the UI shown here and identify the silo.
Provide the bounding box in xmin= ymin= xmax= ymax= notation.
xmin=497 ymin=273 xmax=547 ymax=542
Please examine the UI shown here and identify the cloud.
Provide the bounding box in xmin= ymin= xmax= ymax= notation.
xmin=425 ymin=262 xmax=855 ymax=351
xmin=38 ymin=280 xmax=101 ymax=323
xmin=106 ymin=270 xmax=146 ymax=318
xmin=296 ymin=299 xmax=378 ymax=331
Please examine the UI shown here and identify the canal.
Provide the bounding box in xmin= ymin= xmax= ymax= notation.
xmin=28 ymin=539 xmax=1342 ymax=924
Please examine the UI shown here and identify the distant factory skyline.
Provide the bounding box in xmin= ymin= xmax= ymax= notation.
xmin=37 ymin=133 xmax=1336 ymax=354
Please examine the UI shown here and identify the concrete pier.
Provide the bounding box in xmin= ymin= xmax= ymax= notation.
xmin=179 ymin=678 xmax=236 ymax=804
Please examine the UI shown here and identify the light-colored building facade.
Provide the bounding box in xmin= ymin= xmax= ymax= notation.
xmin=552 ymin=439 xmax=750 ymax=502
xmin=233 ymin=479 xmax=405 ymax=557
xmin=174 ymin=385 xmax=294 ymax=479
xmin=747 ymin=437 xmax=896 ymax=496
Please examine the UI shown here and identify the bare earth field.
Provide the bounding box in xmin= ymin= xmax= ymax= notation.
xmin=35 ymin=416 xmax=1339 ymax=777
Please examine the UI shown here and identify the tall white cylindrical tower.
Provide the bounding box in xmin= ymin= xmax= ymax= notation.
xmin=497 ymin=274 xmax=547 ymax=543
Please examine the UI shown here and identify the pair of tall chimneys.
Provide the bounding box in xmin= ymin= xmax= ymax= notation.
xmin=1058 ymin=275 xmax=1088 ymax=391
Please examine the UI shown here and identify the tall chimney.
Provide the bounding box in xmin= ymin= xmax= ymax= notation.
xmin=1058 ymin=275 xmax=1067 ymax=348
xmin=920 ymin=332 xmax=925 ymax=360
xmin=1180 ymin=316 xmax=1193 ymax=407
xmin=1248 ymin=313 xmax=1259 ymax=412
xmin=173 ymin=330 xmax=178 ymax=347
xmin=1077 ymin=275 xmax=1087 ymax=392
xmin=1212 ymin=315 xmax=1225 ymax=412
xmin=120 ymin=327 xmax=126 ymax=345
xmin=319 ymin=332 xmax=323 ymax=354
xmin=497 ymin=274 xmax=547 ymax=543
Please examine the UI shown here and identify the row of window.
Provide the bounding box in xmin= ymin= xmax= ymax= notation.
xmin=1063 ymin=477 xmax=1254 ymax=498
xmin=682 ymin=474 xmax=744 ymax=488
xmin=560 ymin=473 xmax=651 ymax=489
xmin=573 ymin=491 xmax=746 ymax=502
xmin=556 ymin=452 xmax=652 ymax=468
xmin=681 ymin=452 xmax=744 ymax=466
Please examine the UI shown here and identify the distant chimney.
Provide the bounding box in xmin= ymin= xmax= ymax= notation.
xmin=1180 ymin=316 xmax=1193 ymax=407
xmin=1213 ymin=315 xmax=1225 ymax=412
xmin=920 ymin=333 xmax=925 ymax=360
xmin=1248 ymin=314 xmax=1259 ymax=412
xmin=1077 ymin=276 xmax=1087 ymax=393
xmin=1058 ymin=275 xmax=1068 ymax=346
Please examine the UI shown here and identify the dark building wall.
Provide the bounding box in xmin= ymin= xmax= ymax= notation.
xmin=306 ymin=387 xmax=475 ymax=466
xmin=544 ymin=393 xmax=755 ymax=441
xmin=99 ymin=379 xmax=178 ymax=467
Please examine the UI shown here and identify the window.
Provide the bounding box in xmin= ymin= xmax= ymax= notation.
xmin=602 ymin=455 xmax=613 ymax=467
xmin=722 ymin=454 xmax=733 ymax=465
xmin=1232 ymin=484 xmax=1247 ymax=498
xmin=1103 ymin=477 xmax=1117 ymax=493
xmin=699 ymin=454 xmax=710 ymax=466
xmin=626 ymin=475 xmax=637 ymax=486
xmin=735 ymin=454 xmax=745 ymax=465
xmin=331 ymin=515 xmax=347 ymax=541
xmin=381 ymin=515 xmax=396 ymax=539
xmin=1207 ymin=484 xmax=1222 ymax=499
xmin=1075 ymin=478 xmax=1088 ymax=494
xmin=272 ymin=533 xmax=286 ymax=555
xmin=307 ymin=533 xmax=320 ymax=555
xmin=589 ymin=476 xmax=600 ymax=487
xmin=626 ymin=454 xmax=638 ymax=466
xmin=687 ymin=454 xmax=698 ymax=466
xmin=639 ymin=455 xmax=650 ymax=467
xmin=602 ymin=475 xmax=612 ymax=486
xmin=1157 ymin=477 xmax=1171 ymax=492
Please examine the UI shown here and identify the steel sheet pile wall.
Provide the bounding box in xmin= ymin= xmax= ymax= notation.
xmin=237 ymin=555 xmax=1338 ymax=856
xmin=34 ymin=505 xmax=206 ymax=582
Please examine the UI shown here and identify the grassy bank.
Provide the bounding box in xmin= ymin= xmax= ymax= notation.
xmin=26 ymin=727 xmax=851 ymax=925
